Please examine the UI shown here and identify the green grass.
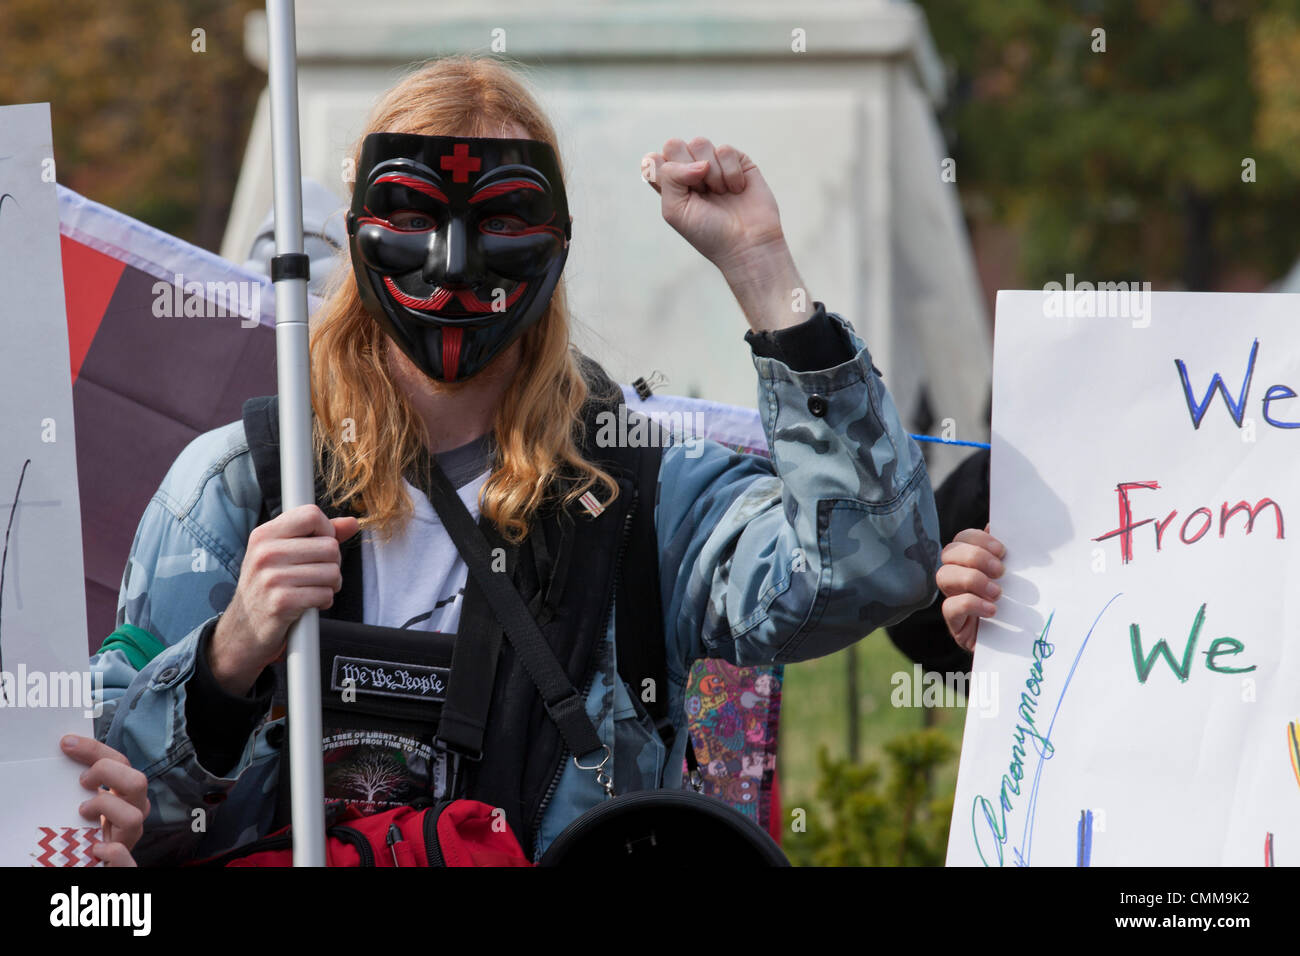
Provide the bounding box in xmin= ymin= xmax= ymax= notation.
xmin=777 ymin=630 xmax=967 ymax=816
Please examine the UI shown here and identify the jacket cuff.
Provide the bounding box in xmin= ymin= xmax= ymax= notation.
xmin=743 ymin=302 xmax=856 ymax=372
xmin=185 ymin=617 xmax=275 ymax=777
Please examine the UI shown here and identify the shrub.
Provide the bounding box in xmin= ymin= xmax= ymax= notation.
xmin=785 ymin=729 xmax=956 ymax=867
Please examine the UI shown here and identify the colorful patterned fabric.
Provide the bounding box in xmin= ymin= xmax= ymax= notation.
xmin=686 ymin=659 xmax=782 ymax=830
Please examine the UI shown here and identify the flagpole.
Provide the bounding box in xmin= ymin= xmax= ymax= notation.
xmin=264 ymin=0 xmax=326 ymax=867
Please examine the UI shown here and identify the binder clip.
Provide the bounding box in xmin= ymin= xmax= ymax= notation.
xmin=631 ymin=370 xmax=668 ymax=401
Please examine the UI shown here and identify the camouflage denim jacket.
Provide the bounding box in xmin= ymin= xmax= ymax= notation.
xmin=91 ymin=310 xmax=941 ymax=863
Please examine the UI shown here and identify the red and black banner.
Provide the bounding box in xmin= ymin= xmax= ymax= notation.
xmin=59 ymin=187 xmax=280 ymax=646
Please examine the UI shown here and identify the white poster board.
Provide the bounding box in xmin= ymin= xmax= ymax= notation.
xmin=948 ymin=289 xmax=1300 ymax=867
xmin=0 ymin=104 xmax=99 ymax=866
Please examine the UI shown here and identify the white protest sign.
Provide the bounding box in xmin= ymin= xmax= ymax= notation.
xmin=948 ymin=289 xmax=1300 ymax=867
xmin=0 ymin=103 xmax=100 ymax=866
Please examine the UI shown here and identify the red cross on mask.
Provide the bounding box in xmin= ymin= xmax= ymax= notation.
xmin=440 ymin=143 xmax=482 ymax=183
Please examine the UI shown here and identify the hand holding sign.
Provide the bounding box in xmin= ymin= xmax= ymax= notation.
xmin=938 ymin=525 xmax=1006 ymax=652
xmin=61 ymin=734 xmax=148 ymax=867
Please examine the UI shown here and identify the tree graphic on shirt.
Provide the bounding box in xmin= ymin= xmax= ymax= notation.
xmin=337 ymin=752 xmax=406 ymax=806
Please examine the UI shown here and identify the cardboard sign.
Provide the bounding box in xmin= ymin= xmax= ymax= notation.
xmin=949 ymin=289 xmax=1300 ymax=866
xmin=0 ymin=104 xmax=99 ymax=866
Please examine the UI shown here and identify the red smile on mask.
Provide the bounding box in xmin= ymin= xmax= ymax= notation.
xmin=382 ymin=277 xmax=528 ymax=315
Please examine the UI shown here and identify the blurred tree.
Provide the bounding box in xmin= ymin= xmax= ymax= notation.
xmin=915 ymin=0 xmax=1300 ymax=290
xmin=786 ymin=730 xmax=956 ymax=867
xmin=0 ymin=0 xmax=263 ymax=250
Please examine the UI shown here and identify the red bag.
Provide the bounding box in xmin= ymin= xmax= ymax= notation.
xmin=205 ymin=800 xmax=533 ymax=867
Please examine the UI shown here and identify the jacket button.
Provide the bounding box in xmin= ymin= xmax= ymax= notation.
xmin=202 ymin=790 xmax=227 ymax=805
xmin=807 ymin=394 xmax=829 ymax=417
xmin=156 ymin=666 xmax=179 ymax=685
xmin=266 ymin=724 xmax=285 ymax=749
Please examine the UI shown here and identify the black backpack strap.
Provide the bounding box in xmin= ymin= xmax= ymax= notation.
xmin=242 ymin=394 xmax=358 ymax=519
xmin=433 ymin=569 xmax=504 ymax=764
xmin=572 ymin=360 xmax=673 ymax=748
xmin=243 ymin=396 xmax=284 ymax=522
xmin=421 ymin=457 xmax=605 ymax=763
xmin=613 ymin=443 xmax=671 ymax=745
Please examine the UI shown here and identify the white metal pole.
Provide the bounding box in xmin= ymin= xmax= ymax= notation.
xmin=264 ymin=0 xmax=326 ymax=867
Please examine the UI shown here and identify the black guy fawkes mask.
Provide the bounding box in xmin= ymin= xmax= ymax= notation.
xmin=346 ymin=133 xmax=572 ymax=382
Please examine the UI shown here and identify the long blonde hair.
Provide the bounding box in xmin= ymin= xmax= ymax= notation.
xmin=309 ymin=56 xmax=616 ymax=543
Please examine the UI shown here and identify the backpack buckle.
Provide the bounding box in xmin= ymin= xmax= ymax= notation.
xmin=432 ymin=735 xmax=483 ymax=763
xmin=573 ymin=745 xmax=614 ymax=799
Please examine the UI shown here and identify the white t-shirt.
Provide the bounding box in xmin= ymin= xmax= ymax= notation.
xmin=359 ymin=434 xmax=492 ymax=633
